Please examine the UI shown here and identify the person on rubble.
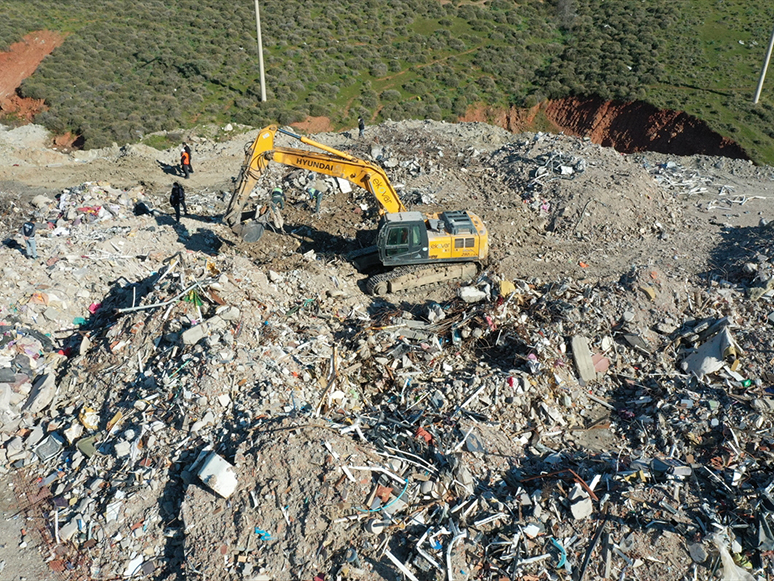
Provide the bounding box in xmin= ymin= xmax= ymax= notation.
xmin=183 ymin=143 xmax=194 ymax=173
xmin=271 ymin=186 xmax=285 ymax=211
xmin=180 ymin=146 xmax=192 ymax=179
xmin=21 ymin=217 xmax=38 ymax=260
xmin=169 ymin=182 xmax=187 ymax=223
xmin=307 ymin=186 xmax=323 ymax=214
xmin=358 ymin=116 xmax=365 ymax=138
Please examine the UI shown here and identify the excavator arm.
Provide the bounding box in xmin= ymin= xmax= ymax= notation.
xmin=224 ymin=125 xmax=407 ymax=239
xmin=223 ymin=125 xmax=278 ymax=233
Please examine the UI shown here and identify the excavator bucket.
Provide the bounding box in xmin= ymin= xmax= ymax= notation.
xmin=237 ymin=221 xmax=265 ymax=243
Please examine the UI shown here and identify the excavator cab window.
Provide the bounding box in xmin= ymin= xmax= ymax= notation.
xmin=386 ymin=227 xmax=409 ymax=257
xmin=384 ymin=224 xmax=424 ymax=259
xmin=410 ymin=225 xmax=422 ymax=246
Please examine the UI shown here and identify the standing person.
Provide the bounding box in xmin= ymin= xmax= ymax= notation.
xmin=271 ymin=186 xmax=285 ymax=210
xmin=21 ymin=217 xmax=37 ymax=259
xmin=358 ymin=116 xmax=365 ymax=138
xmin=183 ymin=143 xmax=194 ymax=173
xmin=180 ymin=147 xmax=192 ymax=179
xmin=307 ymin=187 xmax=323 ymax=214
xmin=169 ymin=182 xmax=187 ymax=223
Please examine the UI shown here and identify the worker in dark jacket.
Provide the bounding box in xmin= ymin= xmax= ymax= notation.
xmin=180 ymin=147 xmax=192 ymax=179
xmin=169 ymin=182 xmax=187 ymax=223
xmin=307 ymin=187 xmax=323 ymax=214
xmin=358 ymin=117 xmax=365 ymax=138
xmin=21 ymin=218 xmax=38 ymax=259
xmin=271 ymin=187 xmax=285 ymax=210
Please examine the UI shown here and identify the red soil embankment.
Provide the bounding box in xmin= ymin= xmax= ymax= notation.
xmin=461 ymin=97 xmax=749 ymax=160
xmin=0 ymin=30 xmax=65 ymax=121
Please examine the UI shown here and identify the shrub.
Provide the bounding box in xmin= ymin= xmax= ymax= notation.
xmin=361 ymin=88 xmax=379 ymax=108
xmin=452 ymin=96 xmax=468 ymax=116
xmin=448 ymin=38 xmax=466 ymax=51
xmin=380 ymin=89 xmax=402 ymax=102
xmin=425 ymin=104 xmax=442 ymax=120
xmin=370 ymin=62 xmax=388 ymax=77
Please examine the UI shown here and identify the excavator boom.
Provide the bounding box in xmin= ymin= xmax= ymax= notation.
xmin=224 ymin=125 xmax=406 ymax=233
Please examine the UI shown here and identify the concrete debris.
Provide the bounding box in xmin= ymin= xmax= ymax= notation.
xmin=571 ymin=335 xmax=596 ymax=385
xmin=197 ymin=452 xmax=238 ymax=498
xmin=458 ymin=285 xmax=488 ymax=303
xmin=0 ymin=120 xmax=774 ymax=581
xmin=682 ymin=326 xmax=738 ymax=378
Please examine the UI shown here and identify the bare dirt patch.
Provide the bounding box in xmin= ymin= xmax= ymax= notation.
xmin=0 ymin=93 xmax=48 ymax=123
xmin=0 ymin=29 xmax=65 ymax=132
xmin=0 ymin=30 xmax=64 ymax=104
xmin=290 ymin=115 xmax=333 ymax=134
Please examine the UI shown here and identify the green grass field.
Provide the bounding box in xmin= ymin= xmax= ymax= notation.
xmin=2 ymin=0 xmax=774 ymax=163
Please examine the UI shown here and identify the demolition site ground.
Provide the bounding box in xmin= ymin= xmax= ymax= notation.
xmin=0 ymin=120 xmax=773 ymax=581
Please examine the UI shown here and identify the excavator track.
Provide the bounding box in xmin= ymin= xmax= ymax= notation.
xmin=366 ymin=262 xmax=479 ymax=296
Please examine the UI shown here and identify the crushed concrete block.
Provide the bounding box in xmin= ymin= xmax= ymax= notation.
xmin=458 ymin=286 xmax=487 ymax=303
xmin=23 ymin=374 xmax=56 ymax=414
xmin=0 ymin=384 xmax=15 ymax=415
xmin=123 ymin=555 xmax=145 ymax=578
xmin=7 ymin=437 xmax=23 ymax=456
xmin=25 ymin=425 xmax=44 ymax=449
xmin=190 ymin=411 xmax=215 ymax=433
xmin=207 ymin=315 xmax=227 ymax=333
xmin=569 ymin=483 xmax=594 ymax=520
xmin=182 ymin=324 xmax=207 ymax=345
xmin=689 ymin=543 xmax=708 ymax=563
xmin=216 ymin=306 xmax=240 ymax=321
xmin=198 ymin=452 xmax=238 ymax=498
xmin=427 ymin=303 xmax=445 ymax=323
xmin=571 ymin=335 xmax=596 ymax=384
xmin=31 ymin=194 xmax=54 ymax=208
xmin=63 ymin=423 xmax=84 ymax=444
xmin=114 ymin=441 xmax=131 ymax=458
xmin=58 ymin=517 xmax=80 ymax=542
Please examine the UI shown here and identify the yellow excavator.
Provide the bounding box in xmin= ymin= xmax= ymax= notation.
xmin=224 ymin=125 xmax=489 ymax=295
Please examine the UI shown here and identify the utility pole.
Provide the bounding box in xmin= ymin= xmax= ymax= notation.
xmin=753 ymin=24 xmax=774 ymax=104
xmin=254 ymin=0 xmax=267 ymax=102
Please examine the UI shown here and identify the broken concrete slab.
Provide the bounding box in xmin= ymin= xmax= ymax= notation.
xmin=682 ymin=327 xmax=738 ymax=378
xmin=23 ymin=374 xmax=56 ymax=414
xmin=571 ymin=335 xmax=596 ymax=384
xmin=458 ymin=286 xmax=487 ymax=303
xmin=197 ymin=452 xmax=238 ymax=498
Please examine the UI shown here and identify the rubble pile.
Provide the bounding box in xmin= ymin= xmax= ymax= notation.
xmin=0 ymin=121 xmax=773 ymax=581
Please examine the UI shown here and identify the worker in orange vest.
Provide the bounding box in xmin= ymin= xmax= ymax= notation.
xmin=180 ymin=147 xmax=192 ymax=179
